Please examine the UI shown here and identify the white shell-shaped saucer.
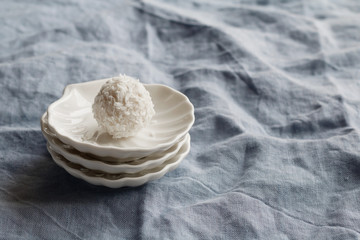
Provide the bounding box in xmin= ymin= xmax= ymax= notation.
xmin=42 ymin=112 xmax=189 ymax=173
xmin=47 ymin=135 xmax=190 ymax=188
xmin=47 ymin=78 xmax=195 ymax=159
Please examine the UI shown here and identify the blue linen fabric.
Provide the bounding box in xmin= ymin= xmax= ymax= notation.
xmin=1 ymin=0 xmax=360 ymax=239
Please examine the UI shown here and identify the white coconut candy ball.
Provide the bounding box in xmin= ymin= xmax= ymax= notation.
xmin=92 ymin=75 xmax=155 ymax=138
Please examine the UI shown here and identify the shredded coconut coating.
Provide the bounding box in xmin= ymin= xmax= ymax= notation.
xmin=92 ymin=75 xmax=155 ymax=138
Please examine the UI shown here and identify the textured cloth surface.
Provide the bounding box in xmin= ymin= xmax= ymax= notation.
xmin=1 ymin=0 xmax=360 ymax=239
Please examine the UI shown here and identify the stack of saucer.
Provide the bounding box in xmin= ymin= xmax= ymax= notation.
xmin=41 ymin=79 xmax=194 ymax=188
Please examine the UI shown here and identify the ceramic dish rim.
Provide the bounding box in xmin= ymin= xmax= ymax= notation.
xmin=42 ymin=112 xmax=190 ymax=173
xmin=47 ymin=138 xmax=190 ymax=188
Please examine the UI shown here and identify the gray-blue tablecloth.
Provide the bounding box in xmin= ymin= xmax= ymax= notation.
xmin=1 ymin=0 xmax=360 ymax=239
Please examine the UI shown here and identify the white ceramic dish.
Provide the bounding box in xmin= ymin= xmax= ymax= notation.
xmin=47 ymin=78 xmax=194 ymax=159
xmin=42 ymin=112 xmax=189 ymax=173
xmin=47 ymin=135 xmax=190 ymax=188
